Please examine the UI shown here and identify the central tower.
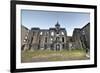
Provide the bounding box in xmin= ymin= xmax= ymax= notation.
xmin=55 ymin=21 xmax=60 ymax=34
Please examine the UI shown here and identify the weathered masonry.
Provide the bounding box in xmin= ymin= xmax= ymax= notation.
xmin=21 ymin=22 xmax=90 ymax=51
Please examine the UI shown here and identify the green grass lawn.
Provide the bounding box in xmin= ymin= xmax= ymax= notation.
xmin=21 ymin=49 xmax=89 ymax=63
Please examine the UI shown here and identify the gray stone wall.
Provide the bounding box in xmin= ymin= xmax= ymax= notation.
xmin=72 ymin=29 xmax=83 ymax=49
xmin=80 ymin=23 xmax=90 ymax=50
xmin=21 ymin=22 xmax=90 ymax=51
xmin=72 ymin=23 xmax=90 ymax=50
xmin=23 ymin=22 xmax=68 ymax=51
xmin=21 ymin=25 xmax=29 ymax=50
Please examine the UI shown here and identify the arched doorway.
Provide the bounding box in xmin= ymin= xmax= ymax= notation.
xmin=56 ymin=44 xmax=60 ymax=51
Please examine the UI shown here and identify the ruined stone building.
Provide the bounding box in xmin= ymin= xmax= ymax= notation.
xmin=71 ymin=23 xmax=90 ymax=51
xmin=21 ymin=22 xmax=90 ymax=51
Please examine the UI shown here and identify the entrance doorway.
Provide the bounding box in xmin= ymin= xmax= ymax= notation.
xmin=56 ymin=44 xmax=60 ymax=51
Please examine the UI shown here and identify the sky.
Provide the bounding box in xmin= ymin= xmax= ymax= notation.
xmin=21 ymin=10 xmax=90 ymax=36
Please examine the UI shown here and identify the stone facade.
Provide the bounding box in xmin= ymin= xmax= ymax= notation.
xmin=21 ymin=22 xmax=90 ymax=51
xmin=72 ymin=23 xmax=90 ymax=51
xmin=21 ymin=25 xmax=29 ymax=50
xmin=80 ymin=23 xmax=90 ymax=51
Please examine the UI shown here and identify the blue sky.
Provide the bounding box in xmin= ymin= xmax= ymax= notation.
xmin=21 ymin=10 xmax=90 ymax=36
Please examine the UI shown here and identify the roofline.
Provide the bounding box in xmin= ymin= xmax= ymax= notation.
xmin=81 ymin=22 xmax=90 ymax=30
